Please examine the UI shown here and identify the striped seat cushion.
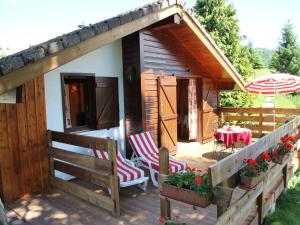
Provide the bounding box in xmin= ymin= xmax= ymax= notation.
xmin=93 ymin=149 xmax=144 ymax=183
xmin=129 ymin=132 xmax=186 ymax=172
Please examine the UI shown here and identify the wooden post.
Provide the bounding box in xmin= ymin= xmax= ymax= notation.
xmin=282 ymin=164 xmax=288 ymax=190
xmin=216 ymin=173 xmax=238 ymax=217
xmin=258 ymin=111 xmax=263 ymax=137
xmin=159 ymin=147 xmax=170 ymax=220
xmin=108 ymin=140 xmax=120 ymax=217
xmin=256 ymin=190 xmax=266 ymax=225
xmin=47 ymin=130 xmax=54 ymax=177
xmin=0 ymin=198 xmax=8 ymax=225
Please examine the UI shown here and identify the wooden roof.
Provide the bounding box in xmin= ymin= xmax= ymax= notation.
xmin=0 ymin=0 xmax=245 ymax=95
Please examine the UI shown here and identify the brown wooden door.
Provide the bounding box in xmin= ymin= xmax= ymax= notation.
xmin=159 ymin=76 xmax=177 ymax=154
xmin=202 ymin=78 xmax=218 ymax=143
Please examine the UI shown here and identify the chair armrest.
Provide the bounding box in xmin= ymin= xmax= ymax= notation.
xmin=125 ymin=159 xmax=135 ymax=167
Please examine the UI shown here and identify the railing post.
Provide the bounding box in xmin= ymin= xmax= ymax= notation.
xmin=47 ymin=130 xmax=54 ymax=177
xmin=159 ymin=147 xmax=170 ymax=221
xmin=257 ymin=188 xmax=266 ymax=225
xmin=108 ymin=140 xmax=120 ymax=217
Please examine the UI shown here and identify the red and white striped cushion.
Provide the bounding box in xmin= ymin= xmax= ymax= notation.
xmin=129 ymin=132 xmax=186 ymax=172
xmin=93 ymin=149 xmax=144 ymax=183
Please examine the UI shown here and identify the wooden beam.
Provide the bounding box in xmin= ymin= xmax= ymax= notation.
xmin=0 ymin=87 xmax=22 ymax=104
xmin=50 ymin=176 xmax=114 ymax=213
xmin=179 ymin=11 xmax=245 ymax=90
xmin=0 ymin=6 xmax=181 ymax=95
xmin=50 ymin=130 xmax=109 ymax=149
xmin=48 ymin=147 xmax=112 ymax=172
xmin=159 ymin=147 xmax=171 ymax=220
xmin=215 ymin=181 xmax=264 ymax=225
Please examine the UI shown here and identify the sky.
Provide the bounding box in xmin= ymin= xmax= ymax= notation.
xmin=0 ymin=0 xmax=299 ymax=54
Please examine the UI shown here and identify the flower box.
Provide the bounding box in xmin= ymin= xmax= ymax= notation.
xmin=240 ymin=172 xmax=265 ymax=189
xmin=272 ymin=153 xmax=289 ymax=164
xmin=160 ymin=183 xmax=212 ymax=208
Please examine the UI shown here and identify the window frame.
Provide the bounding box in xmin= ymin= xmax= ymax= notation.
xmin=60 ymin=73 xmax=95 ymax=132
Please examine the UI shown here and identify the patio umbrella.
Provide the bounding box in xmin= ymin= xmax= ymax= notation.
xmin=245 ymin=73 xmax=300 ymax=130
xmin=245 ymin=73 xmax=300 ymax=95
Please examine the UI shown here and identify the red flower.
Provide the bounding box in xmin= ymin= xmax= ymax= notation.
xmin=252 ymin=169 xmax=259 ymax=174
xmin=247 ymin=159 xmax=258 ymax=166
xmin=186 ymin=166 xmax=192 ymax=171
xmin=261 ymin=151 xmax=271 ymax=161
xmin=175 ymin=215 xmax=180 ymax=221
xmin=273 ymin=150 xmax=279 ymax=158
xmin=194 ymin=177 xmax=203 ymax=185
xmin=286 ymin=143 xmax=293 ymax=151
xmin=159 ymin=216 xmax=165 ymax=224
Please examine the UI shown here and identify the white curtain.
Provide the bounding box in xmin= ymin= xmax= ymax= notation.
xmin=188 ymin=79 xmax=197 ymax=140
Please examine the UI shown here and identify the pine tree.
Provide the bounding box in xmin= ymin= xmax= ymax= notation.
xmin=271 ymin=21 xmax=300 ymax=75
xmin=193 ymin=0 xmax=255 ymax=107
xmin=193 ymin=0 xmax=253 ymax=80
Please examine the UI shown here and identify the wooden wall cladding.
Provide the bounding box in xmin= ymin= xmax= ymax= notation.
xmin=140 ymin=29 xmax=203 ymax=76
xmin=141 ymin=72 xmax=159 ymax=146
xmin=0 ymin=76 xmax=48 ymax=202
xmin=122 ymin=32 xmax=143 ymax=158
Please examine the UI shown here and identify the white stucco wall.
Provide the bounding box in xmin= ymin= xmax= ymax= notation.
xmin=44 ymin=40 xmax=124 ymax=178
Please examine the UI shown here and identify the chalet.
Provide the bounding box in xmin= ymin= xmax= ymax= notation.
xmin=1 ymin=1 xmax=297 ymax=225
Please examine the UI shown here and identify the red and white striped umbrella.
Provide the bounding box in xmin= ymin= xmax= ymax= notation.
xmin=245 ymin=73 xmax=300 ymax=95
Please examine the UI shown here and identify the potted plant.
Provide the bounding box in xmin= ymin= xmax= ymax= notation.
xmin=160 ymin=167 xmax=212 ymax=208
xmin=240 ymin=151 xmax=271 ymax=189
xmin=272 ymin=135 xmax=296 ymax=164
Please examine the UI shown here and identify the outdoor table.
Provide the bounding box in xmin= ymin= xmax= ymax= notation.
xmin=214 ymin=127 xmax=252 ymax=148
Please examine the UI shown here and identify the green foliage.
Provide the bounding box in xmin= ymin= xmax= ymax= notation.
xmin=194 ymin=0 xmax=256 ymax=108
xmin=271 ymin=20 xmax=300 ymax=75
xmin=194 ymin=0 xmax=254 ymax=80
xmin=166 ymin=170 xmax=211 ymax=196
xmin=248 ymin=44 xmax=264 ymax=69
xmin=164 ymin=222 xmax=186 ymax=225
xmin=264 ymin=170 xmax=300 ymax=225
xmin=0 ymin=46 xmax=5 ymax=59
xmin=219 ymin=91 xmax=255 ymax=108
xmin=255 ymin=48 xmax=274 ymax=68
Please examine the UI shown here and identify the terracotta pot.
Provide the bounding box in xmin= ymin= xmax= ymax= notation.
xmin=240 ymin=172 xmax=265 ymax=189
xmin=272 ymin=153 xmax=289 ymax=164
xmin=160 ymin=183 xmax=212 ymax=208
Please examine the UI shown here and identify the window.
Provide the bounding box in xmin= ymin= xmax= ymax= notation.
xmin=61 ymin=73 xmax=119 ymax=131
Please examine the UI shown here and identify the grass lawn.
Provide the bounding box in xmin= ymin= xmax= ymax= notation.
xmin=264 ymin=170 xmax=300 ymax=225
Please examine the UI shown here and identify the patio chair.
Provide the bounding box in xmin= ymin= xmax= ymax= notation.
xmin=212 ymin=133 xmax=227 ymax=159
xmin=92 ymin=148 xmax=149 ymax=193
xmin=128 ymin=132 xmax=187 ymax=187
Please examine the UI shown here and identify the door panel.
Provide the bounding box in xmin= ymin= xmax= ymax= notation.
xmin=159 ymin=76 xmax=177 ymax=154
xmin=202 ymin=78 xmax=218 ymax=143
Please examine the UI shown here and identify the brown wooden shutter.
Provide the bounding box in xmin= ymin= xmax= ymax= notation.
xmin=202 ymin=78 xmax=218 ymax=143
xmin=94 ymin=77 xmax=119 ymax=129
xmin=159 ymin=76 xmax=177 ymax=155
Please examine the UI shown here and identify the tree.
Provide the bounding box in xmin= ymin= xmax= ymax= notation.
xmin=255 ymin=48 xmax=274 ymax=68
xmin=0 ymin=46 xmax=5 ymax=59
xmin=193 ymin=0 xmax=255 ymax=107
xmin=248 ymin=43 xmax=264 ymax=69
xmin=271 ymin=20 xmax=300 ymax=75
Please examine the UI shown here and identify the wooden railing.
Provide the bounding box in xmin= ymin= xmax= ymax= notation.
xmin=219 ymin=107 xmax=300 ymax=138
xmin=208 ymin=116 xmax=300 ymax=225
xmin=159 ymin=116 xmax=300 ymax=225
xmin=47 ymin=131 xmax=120 ymax=216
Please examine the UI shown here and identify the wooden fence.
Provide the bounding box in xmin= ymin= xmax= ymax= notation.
xmin=47 ymin=131 xmax=120 ymax=216
xmin=219 ymin=107 xmax=300 ymax=138
xmin=160 ymin=115 xmax=300 ymax=225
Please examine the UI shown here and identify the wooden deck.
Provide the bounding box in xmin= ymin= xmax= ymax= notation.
xmin=6 ymin=141 xmax=246 ymax=225
xmin=7 ymin=184 xmax=248 ymax=225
